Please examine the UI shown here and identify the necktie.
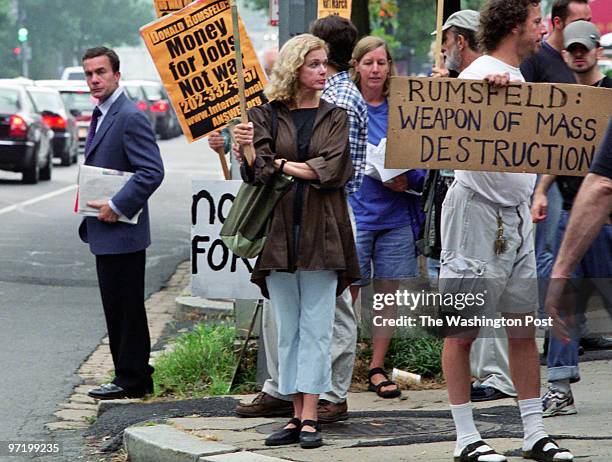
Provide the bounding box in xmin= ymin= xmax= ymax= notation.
xmin=84 ymin=107 xmax=102 ymax=154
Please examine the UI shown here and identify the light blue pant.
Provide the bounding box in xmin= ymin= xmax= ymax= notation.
xmin=266 ymin=270 xmax=337 ymax=396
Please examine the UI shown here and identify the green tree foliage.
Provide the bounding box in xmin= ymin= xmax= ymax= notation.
xmin=0 ymin=0 xmax=21 ymax=77
xmin=3 ymin=0 xmax=155 ymax=78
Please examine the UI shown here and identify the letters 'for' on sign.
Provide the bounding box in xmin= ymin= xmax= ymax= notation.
xmin=141 ymin=0 xmax=267 ymax=142
xmin=386 ymin=77 xmax=612 ymax=176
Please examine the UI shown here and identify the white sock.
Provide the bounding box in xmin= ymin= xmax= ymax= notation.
xmin=550 ymin=379 xmax=570 ymax=394
xmin=450 ymin=402 xmax=481 ymax=456
xmin=520 ymin=398 xmax=572 ymax=459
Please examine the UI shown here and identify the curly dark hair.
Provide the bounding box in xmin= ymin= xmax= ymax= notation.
xmin=478 ymin=0 xmax=541 ymax=53
xmin=310 ymin=15 xmax=358 ymax=72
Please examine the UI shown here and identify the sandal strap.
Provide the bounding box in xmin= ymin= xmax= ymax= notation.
xmin=460 ymin=440 xmax=500 ymax=461
xmin=531 ymin=436 xmax=570 ymax=456
xmin=287 ymin=417 xmax=301 ymax=427
xmin=368 ymin=367 xmax=389 ymax=381
xmin=301 ymin=419 xmax=320 ymax=430
xmin=374 ymin=380 xmax=397 ymax=391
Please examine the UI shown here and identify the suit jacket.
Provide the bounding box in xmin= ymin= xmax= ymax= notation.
xmin=79 ymin=92 xmax=165 ymax=255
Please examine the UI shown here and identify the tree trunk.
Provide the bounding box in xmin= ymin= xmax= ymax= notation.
xmin=351 ymin=0 xmax=370 ymax=38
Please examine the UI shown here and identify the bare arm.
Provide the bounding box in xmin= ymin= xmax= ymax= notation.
xmin=531 ymin=174 xmax=557 ymax=222
xmin=273 ymin=158 xmax=318 ymax=180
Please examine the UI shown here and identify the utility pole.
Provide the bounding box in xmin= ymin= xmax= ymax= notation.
xmin=279 ymin=0 xmax=317 ymax=46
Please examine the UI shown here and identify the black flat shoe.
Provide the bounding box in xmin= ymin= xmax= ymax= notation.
xmin=88 ymin=383 xmax=151 ymax=400
xmin=299 ymin=419 xmax=323 ymax=449
xmin=264 ymin=417 xmax=301 ymax=446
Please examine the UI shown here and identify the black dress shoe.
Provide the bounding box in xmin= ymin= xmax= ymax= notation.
xmin=264 ymin=418 xmax=301 ymax=446
xmin=88 ymin=383 xmax=150 ymax=400
xmin=299 ymin=419 xmax=323 ymax=449
xmin=470 ymin=385 xmax=511 ymax=402
xmin=580 ymin=336 xmax=612 ymax=351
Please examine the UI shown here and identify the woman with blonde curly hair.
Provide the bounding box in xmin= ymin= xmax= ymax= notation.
xmin=233 ymin=33 xmax=360 ymax=449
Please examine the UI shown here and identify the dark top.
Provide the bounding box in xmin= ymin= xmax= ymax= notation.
xmin=290 ymin=108 xmax=317 ymax=230
xmin=591 ymin=115 xmax=612 ymax=181
xmin=557 ymin=77 xmax=612 ymax=208
xmin=520 ymin=41 xmax=576 ymax=84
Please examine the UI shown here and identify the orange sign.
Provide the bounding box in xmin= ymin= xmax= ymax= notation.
xmin=153 ymin=0 xmax=194 ymax=17
xmin=317 ymin=0 xmax=352 ymax=19
xmin=141 ymin=0 xmax=267 ymax=142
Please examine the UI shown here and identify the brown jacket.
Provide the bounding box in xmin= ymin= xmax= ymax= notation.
xmin=243 ymin=100 xmax=361 ymax=298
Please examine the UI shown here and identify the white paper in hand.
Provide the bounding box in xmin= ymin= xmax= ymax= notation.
xmin=76 ymin=165 xmax=142 ymax=225
xmin=366 ymin=138 xmax=409 ymax=183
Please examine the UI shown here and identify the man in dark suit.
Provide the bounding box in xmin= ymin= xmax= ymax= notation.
xmin=79 ymin=47 xmax=164 ymax=400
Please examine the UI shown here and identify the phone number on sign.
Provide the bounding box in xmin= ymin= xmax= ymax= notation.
xmin=0 ymin=441 xmax=62 ymax=456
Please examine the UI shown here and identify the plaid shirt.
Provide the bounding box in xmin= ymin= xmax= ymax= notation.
xmin=321 ymin=71 xmax=368 ymax=194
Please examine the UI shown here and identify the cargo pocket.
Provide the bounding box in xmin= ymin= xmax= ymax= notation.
xmin=438 ymin=250 xmax=487 ymax=299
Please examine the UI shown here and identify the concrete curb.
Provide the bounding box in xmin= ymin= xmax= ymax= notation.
xmin=124 ymin=424 xmax=237 ymax=462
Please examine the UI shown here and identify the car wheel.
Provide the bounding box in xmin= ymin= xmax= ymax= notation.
xmin=61 ymin=148 xmax=71 ymax=166
xmin=40 ymin=149 xmax=53 ymax=181
xmin=22 ymin=152 xmax=40 ymax=184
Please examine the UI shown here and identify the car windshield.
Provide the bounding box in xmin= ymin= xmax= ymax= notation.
xmin=141 ymin=85 xmax=163 ymax=101
xmin=0 ymin=88 xmax=20 ymax=113
xmin=59 ymin=90 xmax=94 ymax=112
xmin=68 ymin=72 xmax=85 ymax=80
xmin=29 ymin=91 xmax=64 ymax=113
xmin=122 ymin=85 xmax=141 ymax=101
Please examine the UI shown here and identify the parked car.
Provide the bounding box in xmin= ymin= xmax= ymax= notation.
xmin=36 ymin=81 xmax=94 ymax=155
xmin=138 ymin=80 xmax=181 ymax=139
xmin=27 ymin=86 xmax=78 ymax=166
xmin=120 ymin=81 xmax=156 ymax=129
xmin=60 ymin=66 xmax=86 ymax=81
xmin=0 ymin=83 xmax=53 ymax=183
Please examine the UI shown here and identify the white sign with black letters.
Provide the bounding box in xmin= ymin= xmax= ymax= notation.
xmin=191 ymin=180 xmax=260 ymax=299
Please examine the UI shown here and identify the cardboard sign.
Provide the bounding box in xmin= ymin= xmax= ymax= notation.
xmin=191 ymin=180 xmax=260 ymax=300
xmin=141 ymin=0 xmax=267 ymax=142
xmin=153 ymin=0 xmax=194 ymax=17
xmin=317 ymin=0 xmax=352 ymax=19
xmin=386 ymin=77 xmax=612 ymax=176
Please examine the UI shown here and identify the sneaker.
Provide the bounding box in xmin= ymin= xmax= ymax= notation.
xmin=542 ymin=388 xmax=577 ymax=417
xmin=317 ymin=399 xmax=349 ymax=423
xmin=235 ymin=392 xmax=293 ymax=418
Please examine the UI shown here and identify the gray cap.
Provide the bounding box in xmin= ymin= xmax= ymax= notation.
xmin=431 ymin=10 xmax=480 ymax=35
xmin=564 ymin=20 xmax=601 ymax=50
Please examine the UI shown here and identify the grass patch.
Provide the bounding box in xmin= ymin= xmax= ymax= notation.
xmin=152 ymin=323 xmax=257 ymax=398
xmin=352 ymin=334 xmax=444 ymax=389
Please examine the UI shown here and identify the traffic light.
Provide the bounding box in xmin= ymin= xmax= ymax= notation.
xmin=13 ymin=47 xmax=21 ymax=56
xmin=17 ymin=27 xmax=28 ymax=43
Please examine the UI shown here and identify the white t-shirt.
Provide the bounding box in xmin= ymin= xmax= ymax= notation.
xmin=455 ymin=55 xmax=536 ymax=206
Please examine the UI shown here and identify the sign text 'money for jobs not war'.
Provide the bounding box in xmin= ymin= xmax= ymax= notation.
xmin=386 ymin=77 xmax=612 ymax=176
xmin=141 ymin=0 xmax=267 ymax=142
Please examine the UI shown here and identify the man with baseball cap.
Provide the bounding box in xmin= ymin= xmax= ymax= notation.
xmin=533 ymin=20 xmax=612 ymax=418
xmin=432 ymin=10 xmax=481 ymax=77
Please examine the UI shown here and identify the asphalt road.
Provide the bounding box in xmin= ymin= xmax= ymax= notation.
xmin=0 ymin=134 xmax=225 ymax=458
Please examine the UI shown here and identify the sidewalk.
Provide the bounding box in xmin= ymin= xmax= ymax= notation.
xmin=121 ymin=357 xmax=612 ymax=461
xmin=122 ymin=264 xmax=612 ymax=462
xmin=60 ymin=261 xmax=612 ymax=461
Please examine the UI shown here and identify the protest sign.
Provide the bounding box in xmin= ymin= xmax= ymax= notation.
xmin=386 ymin=77 xmax=612 ymax=176
xmin=153 ymin=0 xmax=193 ymax=17
xmin=141 ymin=0 xmax=267 ymax=142
xmin=192 ymin=180 xmax=260 ymax=299
xmin=317 ymin=0 xmax=352 ymax=19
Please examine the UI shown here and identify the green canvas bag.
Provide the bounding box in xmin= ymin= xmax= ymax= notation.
xmin=220 ymin=103 xmax=293 ymax=259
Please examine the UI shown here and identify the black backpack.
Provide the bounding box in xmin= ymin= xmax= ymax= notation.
xmin=416 ymin=170 xmax=454 ymax=260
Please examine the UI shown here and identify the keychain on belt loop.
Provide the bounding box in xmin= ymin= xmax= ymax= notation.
xmin=495 ymin=212 xmax=508 ymax=255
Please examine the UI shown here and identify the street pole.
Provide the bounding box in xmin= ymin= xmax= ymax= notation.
xmin=22 ymin=42 xmax=29 ymax=78
xmin=279 ymin=0 xmax=317 ymax=46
